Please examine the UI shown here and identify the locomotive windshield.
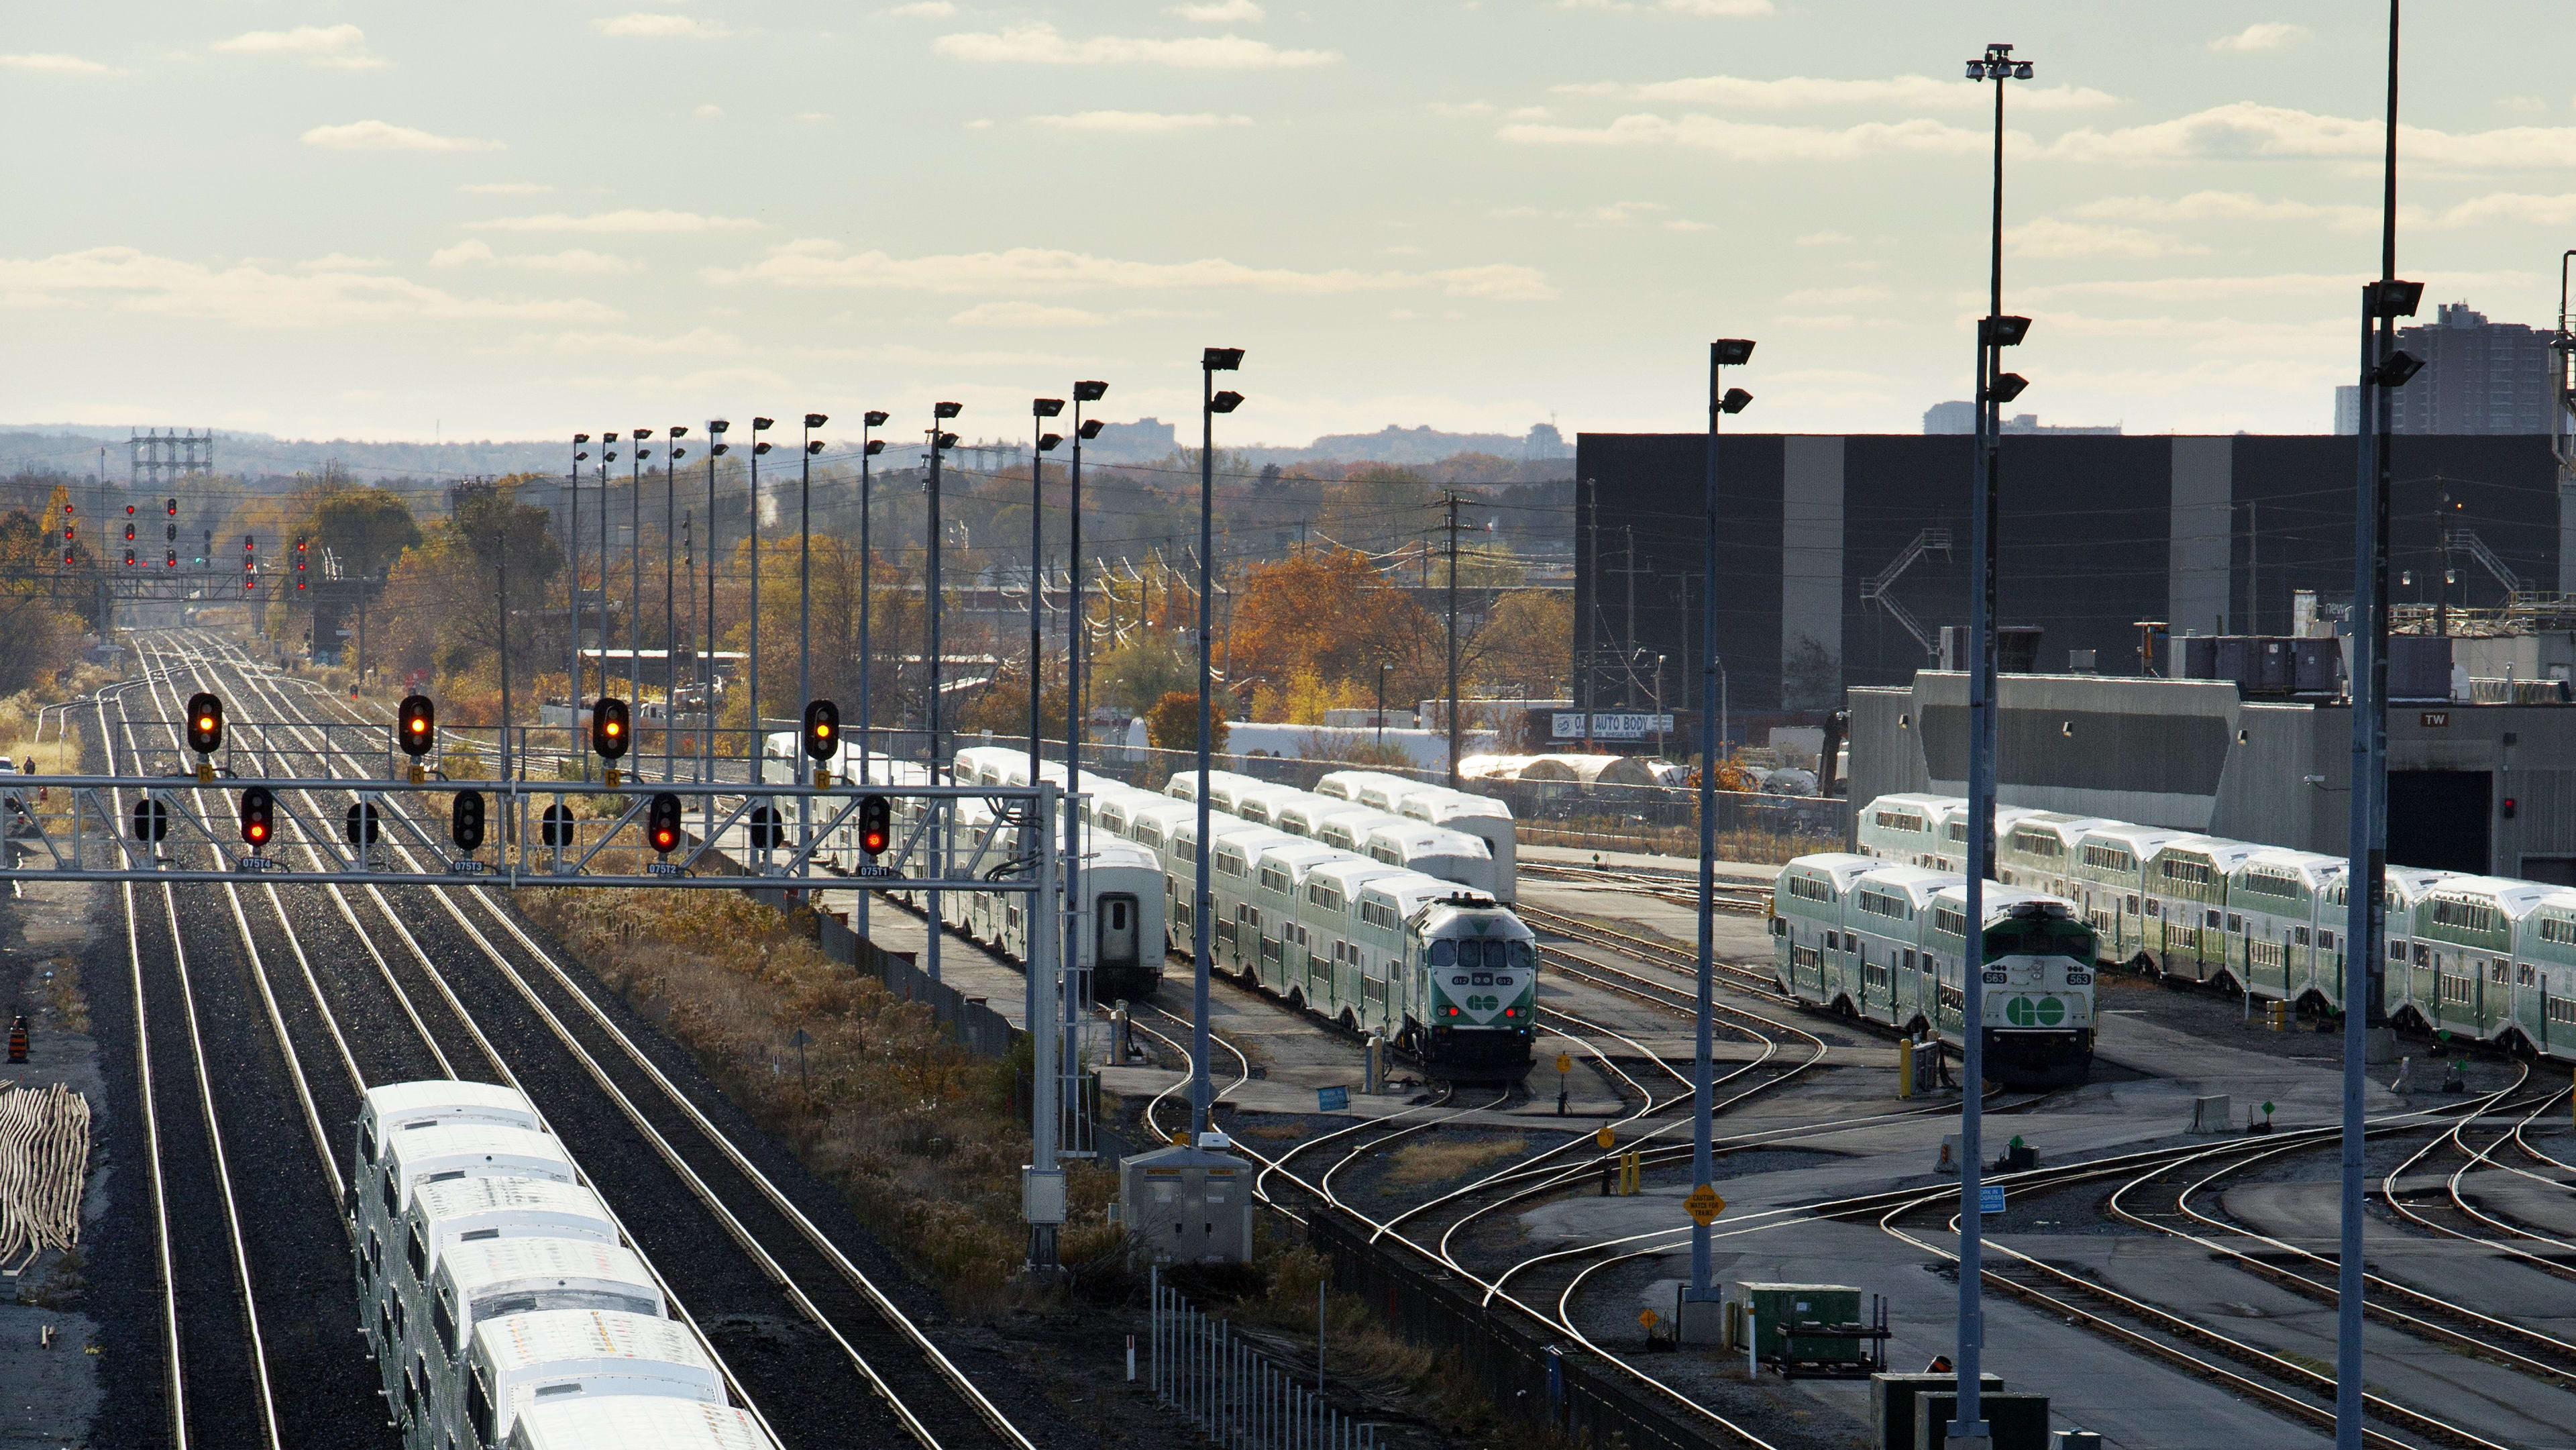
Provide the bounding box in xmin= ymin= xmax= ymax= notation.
xmin=1430 ymin=938 xmax=1534 ymax=970
xmin=1985 ymin=916 xmax=2094 ymax=961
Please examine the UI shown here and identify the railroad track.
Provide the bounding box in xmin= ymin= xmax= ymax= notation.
xmin=113 ymin=629 xmax=1036 ymax=1450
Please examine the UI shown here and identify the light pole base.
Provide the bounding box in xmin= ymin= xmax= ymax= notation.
xmin=1675 ymin=1296 xmax=1724 ymax=1347
xmin=1942 ymin=1436 xmax=1992 ymax=1450
xmin=2365 ymin=1026 xmax=2400 ymax=1064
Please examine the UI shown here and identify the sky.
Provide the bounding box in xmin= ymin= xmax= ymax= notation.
xmin=5 ymin=1 xmax=2575 ymax=448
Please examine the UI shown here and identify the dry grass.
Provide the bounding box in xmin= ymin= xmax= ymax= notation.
xmin=517 ymin=886 xmax=1119 ymax=1310
xmin=1383 ymin=1133 xmax=1528 ymax=1188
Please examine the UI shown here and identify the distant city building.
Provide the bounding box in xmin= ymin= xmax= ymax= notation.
xmin=2337 ymin=301 xmax=2555 ymax=435
xmin=1087 ymin=416 xmax=1179 ymax=460
xmin=1922 ymin=402 xmax=2118 ymax=436
xmin=1523 ymin=421 xmax=1572 ymax=460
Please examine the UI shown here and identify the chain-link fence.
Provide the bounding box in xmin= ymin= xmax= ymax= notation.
xmin=1150 ymin=1268 xmax=1379 ymax=1450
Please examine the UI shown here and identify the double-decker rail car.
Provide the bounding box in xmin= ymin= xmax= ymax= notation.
xmin=1851 ymin=790 xmax=2576 ymax=1063
xmin=507 ymin=1396 xmax=775 ymax=1450
xmin=1855 ymin=792 xmax=1956 ymax=868
xmin=1316 ymin=768 xmax=1520 ymax=904
xmin=349 ymin=1082 xmax=778 ymax=1450
xmin=1772 ymin=853 xmax=2096 ymax=1088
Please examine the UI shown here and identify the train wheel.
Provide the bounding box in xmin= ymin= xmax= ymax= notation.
xmin=1338 ymin=1008 xmax=1358 ymax=1033
xmin=1287 ymin=987 xmax=1305 ymax=1012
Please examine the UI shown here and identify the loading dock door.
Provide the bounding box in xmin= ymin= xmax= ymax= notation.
xmin=2387 ymin=770 xmax=2491 ymax=875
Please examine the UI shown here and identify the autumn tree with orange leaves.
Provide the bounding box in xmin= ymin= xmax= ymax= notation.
xmin=1226 ymin=547 xmax=1442 ymax=719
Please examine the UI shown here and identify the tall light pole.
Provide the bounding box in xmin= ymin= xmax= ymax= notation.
xmin=2339 ymin=8 xmax=2420 ymax=1447
xmin=857 ymin=409 xmax=888 ymax=941
xmin=569 ymin=434 xmax=590 ymax=780
xmin=1191 ymin=348 xmax=1244 ymax=1141
xmin=599 ymin=432 xmax=616 ymax=712
xmin=926 ymin=403 xmax=962 ymax=986
xmin=1064 ymin=380 xmax=1106 ymax=1158
xmin=631 ymin=428 xmax=652 ymax=709
xmin=704 ymin=421 xmax=731 ymax=781
xmin=1955 ymin=42 xmax=2035 ymax=1448
xmin=1026 ymin=397 xmax=1065 ymax=1054
xmin=748 ymin=417 xmax=775 ymax=784
xmin=666 ymin=426 xmax=690 ymax=782
xmin=1688 ymin=339 xmax=1753 ymax=1335
xmin=797 ymin=412 xmax=828 ymax=786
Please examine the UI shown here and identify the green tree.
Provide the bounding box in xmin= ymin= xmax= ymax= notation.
xmin=1145 ymin=690 xmax=1228 ymax=752
xmin=1091 ymin=633 xmax=1195 ymax=716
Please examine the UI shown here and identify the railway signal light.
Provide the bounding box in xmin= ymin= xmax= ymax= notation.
xmin=647 ymin=792 xmax=682 ymax=856
xmin=295 ymin=537 xmax=308 ymax=591
xmin=802 ymin=698 xmax=838 ymax=785
xmin=131 ymin=796 xmax=169 ymax=843
xmin=747 ymin=804 xmax=784 ymax=851
xmin=592 ymin=696 xmax=629 ymax=786
xmin=124 ymin=503 xmax=135 ymax=518
xmin=451 ymin=790 xmax=486 ymax=852
xmin=124 ymin=550 xmax=136 ymax=567
xmin=397 ymin=694 xmax=435 ymax=758
xmin=166 ymin=498 xmax=177 ymax=516
xmin=540 ymin=802 xmax=574 ymax=848
xmin=124 ymin=522 xmax=136 ymax=542
xmin=186 ymin=692 xmax=223 ymax=756
xmin=166 ymin=523 xmax=176 ymax=541
xmin=345 ymin=800 xmax=380 ymax=846
xmin=859 ymin=794 xmax=890 ymax=858
xmin=239 ymin=786 xmax=274 ymax=850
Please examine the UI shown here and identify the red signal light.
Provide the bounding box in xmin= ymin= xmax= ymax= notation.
xmin=247 ymin=820 xmax=267 ymax=843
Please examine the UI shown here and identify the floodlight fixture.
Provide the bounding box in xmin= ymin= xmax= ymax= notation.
xmin=804 ymin=413 xmax=828 ymax=429
xmin=863 ymin=410 xmax=890 ymax=427
xmin=708 ymin=418 xmax=731 ymax=433
xmin=753 ymin=441 xmax=771 ymax=456
xmin=1713 ymin=339 xmax=1756 ymax=366
xmin=1986 ymin=372 xmax=2031 ymax=405
xmin=669 ymin=424 xmax=690 ymax=438
xmin=1202 ymin=347 xmax=1244 ymax=371
xmin=1074 ymin=380 xmax=1108 ymax=403
xmin=1078 ymin=419 xmax=1104 ymax=440
xmin=576 ymin=433 xmax=592 ymax=444
xmin=752 ymin=417 xmax=775 ymax=431
xmin=633 ymin=427 xmax=655 ymax=439
xmin=934 ymin=401 xmax=963 ymax=419
xmin=2369 ymin=350 xmax=2425 ymax=388
xmin=2369 ymin=279 xmax=2425 ymax=318
xmin=1982 ymin=315 xmax=2033 ymax=347
xmin=804 ymin=439 xmax=824 ymax=455
xmin=1034 ymin=397 xmax=1065 ymax=418
xmin=1209 ymin=391 xmax=1244 ymax=414
xmin=1038 ymin=433 xmax=1063 ymax=452
xmin=863 ymin=439 xmax=885 ymax=456
xmin=1719 ymin=388 xmax=1754 ymax=415
xmin=934 ymin=431 xmax=959 ymax=449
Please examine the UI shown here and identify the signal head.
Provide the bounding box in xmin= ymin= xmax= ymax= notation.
xmin=592 ymin=697 xmax=631 ymax=760
xmin=451 ymin=790 xmax=487 ymax=853
xmin=239 ymin=785 xmax=273 ymax=848
xmin=648 ymin=792 xmax=683 ymax=855
xmin=186 ymin=692 xmax=224 ymax=756
xmin=802 ymin=698 xmax=840 ymax=761
xmin=859 ymin=794 xmax=891 ymax=856
xmin=397 ymin=694 xmax=436 ymax=758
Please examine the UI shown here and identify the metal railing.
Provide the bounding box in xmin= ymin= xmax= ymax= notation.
xmin=1150 ymin=1270 xmax=1376 ymax=1450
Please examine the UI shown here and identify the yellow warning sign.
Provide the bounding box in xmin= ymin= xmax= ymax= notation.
xmin=1684 ymin=1184 xmax=1725 ymax=1225
xmin=1595 ymin=1125 xmax=1616 ymax=1150
xmin=1638 ymin=1308 xmax=1660 ymax=1329
xmin=1556 ymin=1053 xmax=1574 ymax=1075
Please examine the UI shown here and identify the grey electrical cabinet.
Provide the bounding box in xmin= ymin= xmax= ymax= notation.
xmin=1121 ymin=1143 xmax=1253 ymax=1266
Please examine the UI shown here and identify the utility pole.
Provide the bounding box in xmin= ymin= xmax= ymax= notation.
xmin=568 ymin=437 xmax=588 ymax=780
xmin=1444 ymin=490 xmax=1462 ymax=787
xmin=2340 ymin=9 xmax=2416 ymax=1447
xmin=857 ymin=410 xmax=888 ymax=941
xmin=631 ymin=430 xmax=649 ymax=708
xmin=1191 ymin=348 xmax=1245 ymax=1142
xmin=1064 ymin=380 xmax=1106 ymax=1176
xmin=1582 ymin=478 xmax=1597 ymax=752
xmin=704 ymin=421 xmax=729 ymax=784
xmin=926 ymin=403 xmax=962 ymax=986
xmin=498 ymin=534 xmax=513 ymax=786
xmin=749 ymin=418 xmax=773 ymax=786
xmin=665 ymin=427 xmax=686 ymax=782
xmin=600 ymin=434 xmax=615 ymax=712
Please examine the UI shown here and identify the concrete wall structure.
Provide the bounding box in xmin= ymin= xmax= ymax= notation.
xmin=1574 ymin=432 xmax=2562 ymax=718
xmin=1851 ymin=670 xmax=2576 ymax=883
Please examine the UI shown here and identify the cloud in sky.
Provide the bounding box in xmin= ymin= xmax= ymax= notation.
xmin=932 ymin=23 xmax=1338 ymax=68
xmin=0 ymin=246 xmax=617 ymax=327
xmin=1499 ymin=113 xmax=2000 ymax=160
xmin=881 ymin=1 xmax=956 ymax=14
xmin=2070 ymin=190 xmax=2390 ymax=233
xmin=2004 ymin=217 xmax=2211 ymax=260
xmin=2048 ymin=103 xmax=2576 ymax=169
xmin=1558 ymin=0 xmax=1774 ymax=15
xmin=2207 ymin=23 xmax=2308 ymax=53
xmin=429 ymin=239 xmax=645 ymax=274
xmin=951 ymin=301 xmax=1110 ymax=326
xmin=0 ymin=52 xmax=125 ymax=76
xmin=303 ymin=120 xmax=502 ymax=152
xmin=1168 ymin=0 xmax=1264 ymax=19
xmin=211 ymin=23 xmax=387 ymax=69
xmin=467 ymin=209 xmax=761 ymax=234
xmin=1553 ymin=72 xmax=2119 ymax=111
xmin=707 ymin=243 xmax=1554 ymax=299
xmin=460 ymin=182 xmax=555 ymax=195
xmin=1030 ymin=111 xmax=1252 ymax=132
xmin=591 ymin=14 xmax=734 ymax=40
xmin=505 ymin=327 xmax=747 ymax=356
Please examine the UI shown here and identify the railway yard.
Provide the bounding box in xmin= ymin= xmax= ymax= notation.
xmin=7 ymin=630 xmax=2576 ymax=1450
